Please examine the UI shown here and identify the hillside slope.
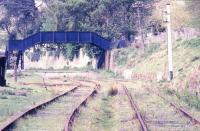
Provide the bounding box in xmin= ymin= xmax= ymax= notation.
xmin=113 ymin=38 xmax=200 ymax=87
xmin=112 ymin=38 xmax=200 ymax=114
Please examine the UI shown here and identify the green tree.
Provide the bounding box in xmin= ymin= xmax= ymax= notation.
xmin=0 ymin=0 xmax=40 ymax=38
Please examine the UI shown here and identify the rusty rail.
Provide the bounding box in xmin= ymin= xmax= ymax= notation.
xmin=18 ymin=82 xmax=75 ymax=87
xmin=146 ymin=87 xmax=200 ymax=125
xmin=123 ymin=86 xmax=148 ymax=131
xmin=0 ymin=86 xmax=79 ymax=131
xmin=64 ymin=88 xmax=97 ymax=131
xmin=76 ymin=79 xmax=99 ymax=85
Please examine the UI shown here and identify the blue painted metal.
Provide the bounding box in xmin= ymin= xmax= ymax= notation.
xmin=7 ymin=31 xmax=111 ymax=52
xmin=97 ymin=53 xmax=105 ymax=69
xmin=6 ymin=31 xmax=111 ymax=69
xmin=0 ymin=56 xmax=6 ymax=86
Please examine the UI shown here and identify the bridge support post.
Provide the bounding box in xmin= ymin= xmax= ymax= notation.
xmin=20 ymin=52 xmax=24 ymax=69
xmin=15 ymin=51 xmax=24 ymax=70
xmin=105 ymin=51 xmax=113 ymax=70
xmin=110 ymin=51 xmax=113 ymax=70
xmin=0 ymin=57 xmax=6 ymax=86
xmin=6 ymin=52 xmax=10 ymax=69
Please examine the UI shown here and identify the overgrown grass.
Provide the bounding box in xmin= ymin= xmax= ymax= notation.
xmin=114 ymin=51 xmax=128 ymax=66
xmin=1 ymin=89 xmax=16 ymax=96
xmin=113 ymin=43 xmax=161 ymax=68
xmin=72 ymin=80 xmax=139 ymax=131
xmin=164 ymin=88 xmax=200 ymax=111
xmin=179 ymin=92 xmax=200 ymax=110
xmin=146 ymin=43 xmax=160 ymax=55
xmin=0 ymin=72 xmax=53 ymax=126
xmin=0 ymin=90 xmax=51 ymax=125
xmin=98 ymin=70 xmax=121 ymax=79
xmin=95 ymin=96 xmax=115 ymax=129
xmin=183 ymin=38 xmax=200 ymax=48
xmin=72 ymin=88 xmax=118 ymax=131
xmin=113 ymin=37 xmax=200 ymax=120
xmin=113 ymin=47 xmax=138 ymax=67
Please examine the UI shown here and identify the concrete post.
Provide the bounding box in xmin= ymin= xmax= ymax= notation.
xmin=105 ymin=51 xmax=108 ymax=70
xmin=109 ymin=51 xmax=114 ymax=70
xmin=105 ymin=51 xmax=113 ymax=70
xmin=166 ymin=4 xmax=173 ymax=80
xmin=105 ymin=51 xmax=110 ymax=70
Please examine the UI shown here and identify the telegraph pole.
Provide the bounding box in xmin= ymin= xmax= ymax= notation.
xmin=166 ymin=4 xmax=173 ymax=80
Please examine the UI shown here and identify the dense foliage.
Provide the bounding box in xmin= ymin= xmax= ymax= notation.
xmin=42 ymin=0 xmax=153 ymax=39
xmin=0 ymin=0 xmax=40 ymax=38
xmin=0 ymin=0 xmax=153 ymax=58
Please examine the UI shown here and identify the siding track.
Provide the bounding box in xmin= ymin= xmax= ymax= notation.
xmin=123 ymin=86 xmax=148 ymax=131
xmin=0 ymin=84 xmax=98 ymax=131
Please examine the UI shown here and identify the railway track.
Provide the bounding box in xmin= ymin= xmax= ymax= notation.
xmin=146 ymin=87 xmax=200 ymax=125
xmin=124 ymin=83 xmax=200 ymax=131
xmin=0 ymin=84 xmax=98 ymax=131
xmin=123 ymin=86 xmax=148 ymax=131
xmin=76 ymin=79 xmax=100 ymax=85
xmin=64 ymin=89 xmax=97 ymax=131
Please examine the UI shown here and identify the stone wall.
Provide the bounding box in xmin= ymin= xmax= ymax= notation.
xmin=24 ymin=48 xmax=97 ymax=69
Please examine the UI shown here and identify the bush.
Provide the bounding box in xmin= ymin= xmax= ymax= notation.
xmin=108 ymin=87 xmax=118 ymax=96
xmin=108 ymin=82 xmax=118 ymax=96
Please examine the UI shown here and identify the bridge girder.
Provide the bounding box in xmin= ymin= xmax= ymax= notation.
xmin=6 ymin=31 xmax=112 ymax=69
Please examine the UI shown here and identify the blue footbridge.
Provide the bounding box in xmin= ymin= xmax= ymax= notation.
xmin=6 ymin=31 xmax=113 ymax=69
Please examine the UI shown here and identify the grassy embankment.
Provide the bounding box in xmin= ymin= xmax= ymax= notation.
xmin=113 ymin=38 xmax=200 ymax=117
